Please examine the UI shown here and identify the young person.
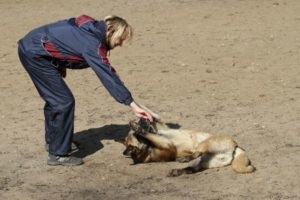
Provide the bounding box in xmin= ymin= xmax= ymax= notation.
xmin=18 ymin=15 xmax=153 ymax=166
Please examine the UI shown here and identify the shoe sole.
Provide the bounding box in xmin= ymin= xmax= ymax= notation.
xmin=45 ymin=143 xmax=79 ymax=153
xmin=47 ymin=160 xmax=83 ymax=166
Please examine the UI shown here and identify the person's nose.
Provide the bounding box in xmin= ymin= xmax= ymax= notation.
xmin=116 ymin=39 xmax=123 ymax=47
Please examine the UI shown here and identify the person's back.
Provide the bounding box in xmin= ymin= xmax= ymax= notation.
xmin=19 ymin=15 xmax=107 ymax=69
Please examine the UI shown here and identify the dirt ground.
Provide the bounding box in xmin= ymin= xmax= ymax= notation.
xmin=0 ymin=0 xmax=299 ymax=199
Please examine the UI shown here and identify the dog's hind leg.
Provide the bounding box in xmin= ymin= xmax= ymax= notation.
xmin=168 ymin=157 xmax=203 ymax=177
xmin=168 ymin=167 xmax=197 ymax=177
xmin=231 ymin=147 xmax=255 ymax=173
xmin=176 ymin=156 xmax=194 ymax=163
xmin=173 ymin=139 xmax=211 ymax=163
xmin=191 ymin=135 xmax=237 ymax=159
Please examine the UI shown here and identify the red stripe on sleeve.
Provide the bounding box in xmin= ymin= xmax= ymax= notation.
xmin=68 ymin=55 xmax=84 ymax=62
xmin=75 ymin=15 xmax=93 ymax=27
xmin=98 ymin=44 xmax=117 ymax=73
xmin=98 ymin=44 xmax=110 ymax=65
xmin=43 ymin=41 xmax=65 ymax=60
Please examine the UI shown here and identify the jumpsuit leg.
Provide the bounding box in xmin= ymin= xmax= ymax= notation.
xmin=18 ymin=45 xmax=75 ymax=156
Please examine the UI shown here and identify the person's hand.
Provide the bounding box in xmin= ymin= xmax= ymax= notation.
xmin=129 ymin=101 xmax=153 ymax=122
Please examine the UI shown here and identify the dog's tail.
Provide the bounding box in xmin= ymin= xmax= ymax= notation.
xmin=231 ymin=147 xmax=255 ymax=173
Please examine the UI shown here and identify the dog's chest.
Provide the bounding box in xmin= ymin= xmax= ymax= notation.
xmin=194 ymin=132 xmax=211 ymax=143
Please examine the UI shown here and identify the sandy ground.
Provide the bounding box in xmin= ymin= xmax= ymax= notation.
xmin=0 ymin=0 xmax=299 ymax=199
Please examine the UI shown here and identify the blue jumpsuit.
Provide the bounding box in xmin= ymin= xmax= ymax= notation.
xmin=18 ymin=15 xmax=134 ymax=156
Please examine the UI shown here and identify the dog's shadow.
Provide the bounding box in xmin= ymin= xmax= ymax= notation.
xmin=72 ymin=124 xmax=130 ymax=158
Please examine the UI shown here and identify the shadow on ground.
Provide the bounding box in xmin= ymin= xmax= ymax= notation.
xmin=73 ymin=124 xmax=130 ymax=158
xmin=72 ymin=122 xmax=181 ymax=158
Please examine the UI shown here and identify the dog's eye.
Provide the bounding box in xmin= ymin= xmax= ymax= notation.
xmin=127 ymin=145 xmax=133 ymax=149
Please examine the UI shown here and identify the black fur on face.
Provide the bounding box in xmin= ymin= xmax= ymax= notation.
xmin=125 ymin=118 xmax=158 ymax=164
xmin=123 ymin=142 xmax=152 ymax=164
xmin=123 ymin=145 xmax=137 ymax=156
xmin=131 ymin=143 xmax=152 ymax=164
xmin=139 ymin=118 xmax=156 ymax=133
xmin=123 ymin=130 xmax=155 ymax=164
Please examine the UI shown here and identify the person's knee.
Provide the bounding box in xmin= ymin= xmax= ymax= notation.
xmin=56 ymin=96 xmax=75 ymax=111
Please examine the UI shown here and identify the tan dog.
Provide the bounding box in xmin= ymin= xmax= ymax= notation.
xmin=123 ymin=106 xmax=255 ymax=176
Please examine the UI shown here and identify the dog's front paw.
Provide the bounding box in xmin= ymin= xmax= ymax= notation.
xmin=176 ymin=156 xmax=193 ymax=163
xmin=192 ymin=151 xmax=203 ymax=159
xmin=129 ymin=120 xmax=140 ymax=132
xmin=167 ymin=169 xmax=184 ymax=177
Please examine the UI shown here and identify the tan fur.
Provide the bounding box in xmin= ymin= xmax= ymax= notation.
xmin=123 ymin=107 xmax=255 ymax=176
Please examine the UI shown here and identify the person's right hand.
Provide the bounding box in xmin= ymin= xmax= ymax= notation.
xmin=129 ymin=101 xmax=153 ymax=122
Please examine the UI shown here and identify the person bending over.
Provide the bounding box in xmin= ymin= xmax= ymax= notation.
xmin=18 ymin=15 xmax=153 ymax=166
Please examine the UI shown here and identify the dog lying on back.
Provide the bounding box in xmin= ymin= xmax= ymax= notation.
xmin=123 ymin=106 xmax=255 ymax=176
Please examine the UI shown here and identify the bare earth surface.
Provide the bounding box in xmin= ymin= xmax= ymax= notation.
xmin=0 ymin=0 xmax=299 ymax=199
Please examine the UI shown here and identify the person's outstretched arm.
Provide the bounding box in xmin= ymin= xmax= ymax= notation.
xmin=129 ymin=101 xmax=153 ymax=122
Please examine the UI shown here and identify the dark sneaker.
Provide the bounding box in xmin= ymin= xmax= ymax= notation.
xmin=47 ymin=154 xmax=83 ymax=166
xmin=45 ymin=142 xmax=79 ymax=154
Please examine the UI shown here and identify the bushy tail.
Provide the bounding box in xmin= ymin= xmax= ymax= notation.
xmin=231 ymin=147 xmax=255 ymax=173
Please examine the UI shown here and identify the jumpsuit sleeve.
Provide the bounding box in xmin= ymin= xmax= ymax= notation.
xmin=83 ymin=43 xmax=134 ymax=105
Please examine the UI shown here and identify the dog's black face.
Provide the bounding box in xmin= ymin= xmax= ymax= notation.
xmin=123 ymin=118 xmax=158 ymax=164
xmin=123 ymin=143 xmax=152 ymax=164
xmin=123 ymin=134 xmax=150 ymax=156
xmin=123 ymin=144 xmax=139 ymax=156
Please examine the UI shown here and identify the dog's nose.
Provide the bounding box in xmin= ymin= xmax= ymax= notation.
xmin=123 ymin=146 xmax=133 ymax=156
xmin=123 ymin=148 xmax=130 ymax=156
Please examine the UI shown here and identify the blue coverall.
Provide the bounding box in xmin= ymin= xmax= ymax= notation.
xmin=18 ymin=15 xmax=134 ymax=156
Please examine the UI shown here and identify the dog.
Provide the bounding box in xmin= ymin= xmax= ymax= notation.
xmin=123 ymin=106 xmax=255 ymax=177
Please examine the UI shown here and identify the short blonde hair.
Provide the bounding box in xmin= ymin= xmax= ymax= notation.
xmin=104 ymin=15 xmax=133 ymax=44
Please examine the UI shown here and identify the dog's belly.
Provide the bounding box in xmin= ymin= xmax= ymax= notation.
xmin=158 ymin=129 xmax=195 ymax=153
xmin=194 ymin=132 xmax=212 ymax=143
xmin=176 ymin=132 xmax=212 ymax=156
xmin=186 ymin=152 xmax=234 ymax=169
xmin=158 ymin=129 xmax=211 ymax=156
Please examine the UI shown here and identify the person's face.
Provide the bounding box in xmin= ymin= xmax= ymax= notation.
xmin=107 ymin=32 xmax=127 ymax=50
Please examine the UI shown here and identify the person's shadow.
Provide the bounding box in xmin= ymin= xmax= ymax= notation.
xmin=72 ymin=124 xmax=130 ymax=158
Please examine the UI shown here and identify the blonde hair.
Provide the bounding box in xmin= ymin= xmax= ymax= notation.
xmin=104 ymin=15 xmax=133 ymax=44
